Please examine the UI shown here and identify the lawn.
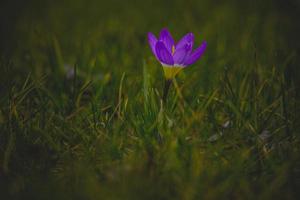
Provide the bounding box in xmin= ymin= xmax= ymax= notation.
xmin=0 ymin=0 xmax=299 ymax=199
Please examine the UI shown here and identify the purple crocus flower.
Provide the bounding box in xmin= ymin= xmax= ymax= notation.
xmin=148 ymin=28 xmax=207 ymax=79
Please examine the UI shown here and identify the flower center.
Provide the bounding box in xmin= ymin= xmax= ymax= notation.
xmin=172 ymin=45 xmax=175 ymax=55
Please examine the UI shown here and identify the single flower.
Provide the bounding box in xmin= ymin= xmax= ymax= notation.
xmin=148 ymin=28 xmax=207 ymax=80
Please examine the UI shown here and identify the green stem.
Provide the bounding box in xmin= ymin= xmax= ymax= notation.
xmin=163 ymin=79 xmax=172 ymax=103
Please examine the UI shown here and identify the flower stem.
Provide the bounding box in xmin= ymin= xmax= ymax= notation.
xmin=163 ymin=79 xmax=172 ymax=103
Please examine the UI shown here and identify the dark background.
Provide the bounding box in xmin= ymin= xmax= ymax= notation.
xmin=0 ymin=0 xmax=300 ymax=199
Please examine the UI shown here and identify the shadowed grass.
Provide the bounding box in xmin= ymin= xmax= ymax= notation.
xmin=0 ymin=0 xmax=299 ymax=199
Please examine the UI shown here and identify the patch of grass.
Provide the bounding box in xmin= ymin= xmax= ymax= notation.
xmin=0 ymin=0 xmax=299 ymax=199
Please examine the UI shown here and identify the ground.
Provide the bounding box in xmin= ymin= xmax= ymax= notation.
xmin=0 ymin=0 xmax=299 ymax=199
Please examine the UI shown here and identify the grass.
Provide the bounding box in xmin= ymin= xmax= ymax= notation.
xmin=0 ymin=0 xmax=299 ymax=199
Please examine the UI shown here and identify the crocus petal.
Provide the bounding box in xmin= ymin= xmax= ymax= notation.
xmin=155 ymin=41 xmax=174 ymax=65
xmin=159 ymin=28 xmax=175 ymax=54
xmin=173 ymin=44 xmax=192 ymax=65
xmin=175 ymin=33 xmax=194 ymax=50
xmin=148 ymin=32 xmax=158 ymax=57
xmin=184 ymin=41 xmax=207 ymax=66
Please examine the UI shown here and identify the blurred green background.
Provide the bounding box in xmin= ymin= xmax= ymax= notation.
xmin=0 ymin=0 xmax=299 ymax=199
